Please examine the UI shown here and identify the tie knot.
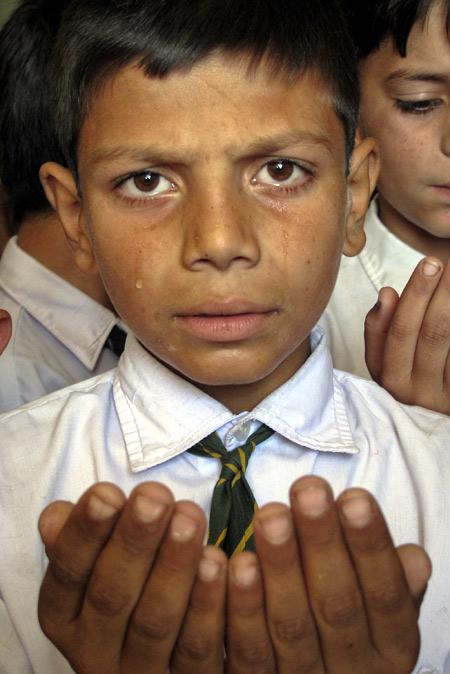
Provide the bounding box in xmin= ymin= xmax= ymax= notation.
xmin=218 ymin=444 xmax=254 ymax=482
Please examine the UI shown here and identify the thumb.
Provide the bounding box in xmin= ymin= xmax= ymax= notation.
xmin=364 ymin=287 xmax=398 ymax=381
xmin=397 ymin=543 xmax=432 ymax=615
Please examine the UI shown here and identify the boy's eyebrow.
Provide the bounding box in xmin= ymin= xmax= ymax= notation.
xmin=89 ymin=130 xmax=334 ymax=168
xmin=385 ymin=68 xmax=449 ymax=85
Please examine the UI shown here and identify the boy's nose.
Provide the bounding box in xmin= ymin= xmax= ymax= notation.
xmin=182 ymin=187 xmax=260 ymax=272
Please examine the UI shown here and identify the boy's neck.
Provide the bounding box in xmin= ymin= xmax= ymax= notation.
xmin=377 ymin=195 xmax=450 ymax=263
xmin=189 ymin=340 xmax=311 ymax=414
xmin=17 ymin=213 xmax=113 ymax=309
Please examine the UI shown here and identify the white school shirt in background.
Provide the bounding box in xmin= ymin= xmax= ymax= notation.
xmin=0 ymin=236 xmax=120 ymax=412
xmin=0 ymin=329 xmax=449 ymax=674
xmin=319 ymin=197 xmax=423 ymax=379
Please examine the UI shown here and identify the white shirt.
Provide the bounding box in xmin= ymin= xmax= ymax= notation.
xmin=0 ymin=237 xmax=120 ymax=412
xmin=319 ymin=198 xmax=423 ymax=378
xmin=0 ymin=329 xmax=449 ymax=674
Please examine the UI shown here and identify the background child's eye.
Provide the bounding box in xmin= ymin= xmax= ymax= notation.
xmin=254 ymin=159 xmax=310 ymax=187
xmin=394 ymin=98 xmax=442 ymax=115
xmin=118 ymin=170 xmax=174 ymax=199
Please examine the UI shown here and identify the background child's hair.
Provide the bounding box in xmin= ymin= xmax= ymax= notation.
xmin=53 ymin=0 xmax=360 ymax=176
xmin=342 ymin=0 xmax=450 ymax=57
xmin=0 ymin=0 xmax=69 ymax=233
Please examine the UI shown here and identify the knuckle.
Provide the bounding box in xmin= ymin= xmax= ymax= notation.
xmin=87 ymin=577 xmax=131 ymax=616
xmin=175 ymin=633 xmax=213 ymax=663
xmin=273 ymin=617 xmax=320 ymax=672
xmin=352 ymin=531 xmax=391 ymax=555
xmin=366 ymin=581 xmax=405 ymax=614
xmin=130 ymin=612 xmax=172 ymax=642
xmin=389 ymin=317 xmax=413 ymax=342
xmin=421 ymin=319 xmax=450 ymax=348
xmin=273 ymin=615 xmax=311 ymax=644
xmin=120 ymin=531 xmax=152 ymax=558
xmin=233 ymin=638 xmax=273 ymax=667
xmin=49 ymin=554 xmax=90 ymax=588
xmin=321 ymin=589 xmax=362 ymax=628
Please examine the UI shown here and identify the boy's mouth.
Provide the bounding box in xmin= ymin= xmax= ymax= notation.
xmin=174 ymin=301 xmax=278 ymax=342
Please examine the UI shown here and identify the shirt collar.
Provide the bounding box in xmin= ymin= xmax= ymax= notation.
xmin=114 ymin=327 xmax=358 ymax=473
xmin=0 ymin=237 xmax=118 ymax=369
xmin=359 ymin=198 xmax=423 ymax=290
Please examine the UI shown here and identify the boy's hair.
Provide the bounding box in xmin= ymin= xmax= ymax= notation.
xmin=0 ymin=0 xmax=69 ymax=233
xmin=343 ymin=0 xmax=450 ymax=58
xmin=53 ymin=0 xmax=359 ymax=176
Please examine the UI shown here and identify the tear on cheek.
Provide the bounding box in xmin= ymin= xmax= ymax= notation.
xmin=135 ymin=279 xmax=143 ymax=289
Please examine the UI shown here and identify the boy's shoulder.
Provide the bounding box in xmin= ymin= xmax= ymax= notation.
xmin=0 ymin=366 xmax=116 ymax=422
xmin=334 ymin=366 xmax=449 ymax=445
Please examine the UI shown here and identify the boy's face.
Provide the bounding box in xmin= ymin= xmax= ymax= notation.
xmin=359 ymin=1 xmax=450 ymax=243
xmin=47 ymin=54 xmax=373 ymax=408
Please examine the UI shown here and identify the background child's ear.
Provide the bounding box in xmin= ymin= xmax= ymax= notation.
xmin=343 ymin=136 xmax=379 ymax=257
xmin=39 ymin=162 xmax=97 ymax=275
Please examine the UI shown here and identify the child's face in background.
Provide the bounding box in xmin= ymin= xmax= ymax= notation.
xmin=56 ymin=54 xmax=372 ymax=408
xmin=359 ymin=0 xmax=450 ymax=256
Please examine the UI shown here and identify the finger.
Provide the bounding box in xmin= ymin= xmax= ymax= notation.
xmin=39 ymin=500 xmax=75 ymax=551
xmin=364 ymin=287 xmax=399 ymax=382
xmin=290 ymin=476 xmax=371 ymax=671
xmin=397 ymin=544 xmax=432 ymax=614
xmin=122 ymin=500 xmax=207 ymax=674
xmin=171 ymin=545 xmax=227 ymax=674
xmin=226 ymin=552 xmax=276 ymax=674
xmin=413 ymin=259 xmax=450 ymax=399
xmin=0 ymin=308 xmax=11 ymax=354
xmin=381 ymin=257 xmax=443 ymax=393
xmin=337 ymin=489 xmax=421 ymax=670
xmin=80 ymin=482 xmax=174 ymax=645
xmin=253 ymin=502 xmax=321 ymax=673
xmin=38 ymin=483 xmax=125 ymax=630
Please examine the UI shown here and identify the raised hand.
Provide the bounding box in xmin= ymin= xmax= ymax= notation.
xmin=365 ymin=256 xmax=450 ymax=413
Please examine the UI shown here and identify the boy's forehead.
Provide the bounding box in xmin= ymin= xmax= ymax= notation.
xmin=79 ymin=55 xmax=345 ymax=167
xmin=361 ymin=0 xmax=450 ymax=80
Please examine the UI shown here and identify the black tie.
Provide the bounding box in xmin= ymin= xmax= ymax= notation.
xmin=188 ymin=424 xmax=274 ymax=557
xmin=105 ymin=325 xmax=127 ymax=357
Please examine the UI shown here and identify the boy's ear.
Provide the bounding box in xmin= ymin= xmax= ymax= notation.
xmin=343 ymin=136 xmax=379 ymax=257
xmin=39 ymin=162 xmax=97 ymax=275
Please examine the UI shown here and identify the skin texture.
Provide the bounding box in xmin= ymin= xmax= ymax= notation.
xmin=359 ymin=0 xmax=450 ymax=261
xmin=365 ymin=255 xmax=450 ymax=413
xmin=42 ymin=53 xmax=376 ymax=413
xmin=360 ymin=0 xmax=450 ymax=411
xmin=37 ymin=54 xmax=431 ymax=673
xmin=38 ymin=478 xmax=430 ymax=674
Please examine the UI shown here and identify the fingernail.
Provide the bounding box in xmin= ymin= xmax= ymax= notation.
xmin=259 ymin=513 xmax=291 ymax=545
xmin=232 ymin=560 xmax=259 ymax=588
xmin=198 ymin=556 xmax=221 ymax=582
xmin=341 ymin=496 xmax=372 ymax=528
xmin=88 ymin=494 xmax=119 ymax=521
xmin=133 ymin=495 xmax=167 ymax=524
xmin=170 ymin=512 xmax=198 ymax=542
xmin=295 ymin=485 xmax=329 ymax=518
xmin=422 ymin=257 xmax=442 ymax=277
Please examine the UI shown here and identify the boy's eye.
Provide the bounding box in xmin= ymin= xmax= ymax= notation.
xmin=394 ymin=98 xmax=442 ymax=115
xmin=117 ymin=170 xmax=175 ymax=199
xmin=253 ymin=159 xmax=310 ymax=188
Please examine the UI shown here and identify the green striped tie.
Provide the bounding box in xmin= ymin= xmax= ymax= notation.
xmin=188 ymin=424 xmax=274 ymax=557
